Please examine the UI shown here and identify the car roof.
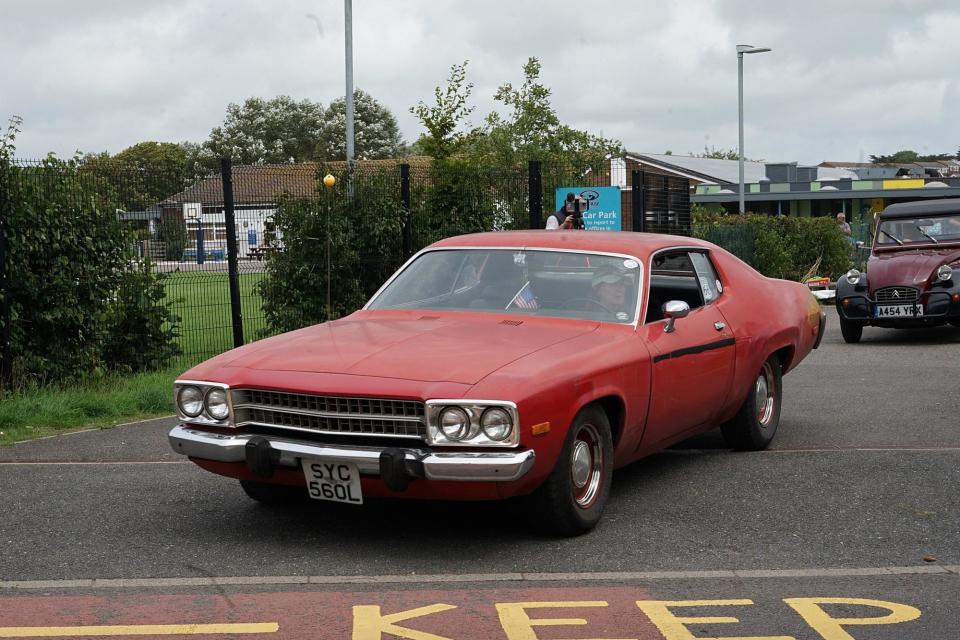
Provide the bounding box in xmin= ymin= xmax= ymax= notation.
xmin=428 ymin=231 xmax=714 ymax=259
xmin=880 ymin=199 xmax=960 ymax=219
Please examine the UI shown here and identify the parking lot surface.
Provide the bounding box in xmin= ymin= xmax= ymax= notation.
xmin=1 ymin=307 xmax=958 ymax=638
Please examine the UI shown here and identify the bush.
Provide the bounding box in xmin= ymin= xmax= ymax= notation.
xmin=693 ymin=207 xmax=850 ymax=280
xmin=1 ymin=157 xmax=180 ymax=386
xmin=259 ymin=166 xmax=404 ymax=333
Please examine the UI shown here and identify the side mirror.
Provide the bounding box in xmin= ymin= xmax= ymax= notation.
xmin=662 ymin=300 xmax=690 ymax=333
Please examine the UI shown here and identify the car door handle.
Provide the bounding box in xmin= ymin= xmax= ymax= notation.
xmin=714 ymin=321 xmax=726 ymax=331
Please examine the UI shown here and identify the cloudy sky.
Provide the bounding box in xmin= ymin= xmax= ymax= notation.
xmin=3 ymin=0 xmax=958 ymax=164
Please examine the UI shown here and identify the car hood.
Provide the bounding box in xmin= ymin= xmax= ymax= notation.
xmin=868 ymin=247 xmax=960 ymax=291
xmin=221 ymin=311 xmax=599 ymax=384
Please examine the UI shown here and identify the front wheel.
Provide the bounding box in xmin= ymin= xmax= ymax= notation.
xmin=527 ymin=405 xmax=613 ymax=536
xmin=839 ymin=317 xmax=863 ymax=343
xmin=721 ymin=356 xmax=782 ymax=451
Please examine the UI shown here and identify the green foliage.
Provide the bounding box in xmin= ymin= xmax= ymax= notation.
xmin=2 ymin=153 xmax=180 ymax=386
xmin=692 ymin=207 xmax=850 ymax=280
xmin=203 ymin=96 xmax=325 ymax=167
xmin=412 ymin=57 xmax=621 ymax=169
xmin=410 ymin=61 xmax=476 ymax=160
xmin=103 ymin=259 xmax=181 ymax=373
xmin=869 ymin=149 xmax=954 ymax=163
xmin=0 ymin=365 xmax=179 ymax=445
xmin=259 ymin=167 xmax=405 ymax=333
xmin=318 ymin=89 xmax=405 ymax=161
xmin=80 ymin=142 xmax=191 ymax=211
xmin=157 ymin=211 xmax=187 ymax=261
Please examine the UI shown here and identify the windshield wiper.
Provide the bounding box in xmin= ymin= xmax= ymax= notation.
xmin=916 ymin=225 xmax=939 ymax=244
xmin=880 ymin=229 xmax=903 ymax=245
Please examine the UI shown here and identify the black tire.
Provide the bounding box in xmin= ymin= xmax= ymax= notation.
xmin=839 ymin=317 xmax=863 ymax=343
xmin=526 ymin=404 xmax=613 ymax=536
xmin=721 ymin=356 xmax=782 ymax=451
xmin=240 ymin=479 xmax=308 ymax=504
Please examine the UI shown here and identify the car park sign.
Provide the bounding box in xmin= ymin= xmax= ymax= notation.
xmin=554 ymin=187 xmax=622 ymax=231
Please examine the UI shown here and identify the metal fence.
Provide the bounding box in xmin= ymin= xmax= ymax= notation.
xmin=0 ymin=156 xmax=692 ymax=383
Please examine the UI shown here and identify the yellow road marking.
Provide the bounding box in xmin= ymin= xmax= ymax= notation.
xmin=0 ymin=622 xmax=278 ymax=637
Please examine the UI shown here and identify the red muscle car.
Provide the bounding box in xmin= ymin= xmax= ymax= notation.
xmin=836 ymin=199 xmax=960 ymax=343
xmin=169 ymin=231 xmax=825 ymax=535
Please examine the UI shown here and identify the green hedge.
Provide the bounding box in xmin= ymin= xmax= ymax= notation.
xmin=1 ymin=157 xmax=180 ymax=387
xmin=692 ymin=208 xmax=850 ymax=281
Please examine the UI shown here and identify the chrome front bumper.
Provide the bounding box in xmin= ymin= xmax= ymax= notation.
xmin=169 ymin=425 xmax=535 ymax=482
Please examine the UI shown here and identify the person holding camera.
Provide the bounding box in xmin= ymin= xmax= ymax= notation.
xmin=546 ymin=192 xmax=586 ymax=230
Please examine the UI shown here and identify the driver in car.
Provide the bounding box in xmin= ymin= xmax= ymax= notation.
xmin=591 ymin=266 xmax=632 ymax=317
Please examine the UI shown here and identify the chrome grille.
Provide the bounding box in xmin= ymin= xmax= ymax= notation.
xmin=875 ymin=286 xmax=919 ymax=303
xmin=232 ymin=390 xmax=426 ymax=439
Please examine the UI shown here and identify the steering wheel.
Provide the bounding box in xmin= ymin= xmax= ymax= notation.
xmin=558 ymin=298 xmax=614 ymax=313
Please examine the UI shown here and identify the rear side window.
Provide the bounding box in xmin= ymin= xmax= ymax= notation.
xmin=690 ymin=252 xmax=722 ymax=303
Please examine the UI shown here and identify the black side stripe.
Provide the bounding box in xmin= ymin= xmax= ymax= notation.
xmin=653 ymin=337 xmax=736 ymax=363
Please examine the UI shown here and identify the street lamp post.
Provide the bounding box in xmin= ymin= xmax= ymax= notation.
xmin=737 ymin=44 xmax=771 ymax=214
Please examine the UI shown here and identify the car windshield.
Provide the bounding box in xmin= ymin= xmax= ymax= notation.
xmin=368 ymin=249 xmax=643 ymax=324
xmin=876 ymin=213 xmax=960 ymax=245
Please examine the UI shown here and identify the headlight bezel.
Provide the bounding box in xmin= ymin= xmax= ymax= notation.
xmin=175 ymin=380 xmax=233 ymax=426
xmin=845 ymin=269 xmax=861 ymax=286
xmin=204 ymin=387 xmax=230 ymax=421
xmin=426 ymin=400 xmax=519 ymax=448
xmin=936 ymin=264 xmax=953 ymax=282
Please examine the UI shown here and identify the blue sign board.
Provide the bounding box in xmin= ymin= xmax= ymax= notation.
xmin=554 ymin=187 xmax=622 ymax=231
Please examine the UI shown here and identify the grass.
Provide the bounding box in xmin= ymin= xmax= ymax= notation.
xmin=0 ymin=271 xmax=276 ymax=445
xmin=0 ymin=367 xmax=180 ymax=446
xmin=163 ymin=270 xmax=269 ymax=364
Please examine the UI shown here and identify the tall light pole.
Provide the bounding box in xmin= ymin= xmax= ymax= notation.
xmin=344 ymin=0 xmax=355 ymax=166
xmin=737 ymin=44 xmax=770 ymax=214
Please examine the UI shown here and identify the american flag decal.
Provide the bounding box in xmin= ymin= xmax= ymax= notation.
xmin=507 ymin=282 xmax=539 ymax=310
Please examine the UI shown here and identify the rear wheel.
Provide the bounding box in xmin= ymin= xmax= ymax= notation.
xmin=240 ymin=479 xmax=308 ymax=504
xmin=839 ymin=317 xmax=863 ymax=343
xmin=527 ymin=405 xmax=613 ymax=536
xmin=721 ymin=356 xmax=782 ymax=451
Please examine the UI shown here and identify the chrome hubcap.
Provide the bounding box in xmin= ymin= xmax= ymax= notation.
xmin=755 ymin=362 xmax=776 ymax=427
xmin=571 ymin=441 xmax=592 ymax=488
xmin=570 ymin=423 xmax=603 ymax=509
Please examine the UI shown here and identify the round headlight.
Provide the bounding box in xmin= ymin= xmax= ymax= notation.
xmin=439 ymin=407 xmax=470 ymax=441
xmin=846 ymin=269 xmax=861 ymax=285
xmin=937 ymin=265 xmax=953 ymax=282
xmin=480 ymin=407 xmax=513 ymax=441
xmin=177 ymin=386 xmax=204 ymax=417
xmin=204 ymin=388 xmax=229 ymax=420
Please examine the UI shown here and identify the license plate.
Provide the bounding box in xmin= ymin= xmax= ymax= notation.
xmin=874 ymin=304 xmax=923 ymax=318
xmin=301 ymin=459 xmax=363 ymax=504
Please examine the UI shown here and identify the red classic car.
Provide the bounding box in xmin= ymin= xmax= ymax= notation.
xmin=169 ymin=231 xmax=824 ymax=535
xmin=836 ymin=199 xmax=960 ymax=343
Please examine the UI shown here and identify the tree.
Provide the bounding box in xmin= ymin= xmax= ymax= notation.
xmin=316 ymin=89 xmax=404 ymax=161
xmin=869 ymin=149 xmax=954 ymax=164
xmin=202 ymin=96 xmax=326 ymax=167
xmin=475 ymin=57 xmax=622 ymax=167
xmin=410 ymin=61 xmax=476 ymax=159
xmin=695 ymin=145 xmax=759 ymax=161
xmin=81 ymin=142 xmax=190 ymax=211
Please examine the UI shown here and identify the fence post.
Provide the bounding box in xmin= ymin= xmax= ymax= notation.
xmin=631 ymin=170 xmax=645 ymax=233
xmin=220 ymin=158 xmax=244 ymax=349
xmin=0 ymin=166 xmax=11 ymax=390
xmin=400 ymin=163 xmax=412 ymax=257
xmin=528 ymin=160 xmax=542 ymax=229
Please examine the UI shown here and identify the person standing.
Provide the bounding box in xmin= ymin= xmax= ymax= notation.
xmin=836 ymin=212 xmax=852 ymax=236
xmin=546 ymin=192 xmax=576 ymax=229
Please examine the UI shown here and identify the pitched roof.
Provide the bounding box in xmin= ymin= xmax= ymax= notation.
xmin=161 ymin=157 xmax=433 ymax=206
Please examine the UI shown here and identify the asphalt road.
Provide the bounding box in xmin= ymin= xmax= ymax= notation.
xmin=1 ymin=307 xmax=958 ymax=639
